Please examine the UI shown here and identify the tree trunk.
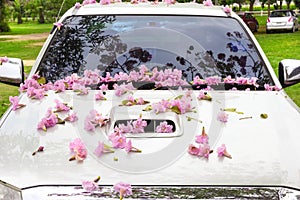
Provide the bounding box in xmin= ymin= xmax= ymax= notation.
xmin=38 ymin=7 xmax=45 ymax=24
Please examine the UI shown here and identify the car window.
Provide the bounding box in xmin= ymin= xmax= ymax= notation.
xmin=37 ymin=15 xmax=273 ymax=89
xmin=270 ymin=11 xmax=290 ymax=17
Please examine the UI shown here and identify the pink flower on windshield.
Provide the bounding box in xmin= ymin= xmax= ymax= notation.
xmin=155 ymin=121 xmax=173 ymax=133
xmin=114 ymin=82 xmax=136 ymax=97
xmin=114 ymin=182 xmax=132 ymax=200
xmin=205 ymin=76 xmax=221 ymax=85
xmin=203 ymin=0 xmax=213 ymax=6
xmin=53 ymin=80 xmax=66 ymax=93
xmin=193 ymin=76 xmax=206 ymax=85
xmin=217 ymin=144 xmax=232 ymax=159
xmin=99 ymin=84 xmax=108 ymax=90
xmin=217 ymin=111 xmax=229 ymax=123
xmin=54 ymin=22 xmax=63 ymax=30
xmin=9 ymin=96 xmax=25 ymax=111
xmin=69 ymin=138 xmax=87 ymax=161
xmin=195 ymin=127 xmax=209 ymax=144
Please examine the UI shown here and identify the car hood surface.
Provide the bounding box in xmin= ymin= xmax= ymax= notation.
xmin=1 ymin=89 xmax=300 ymax=190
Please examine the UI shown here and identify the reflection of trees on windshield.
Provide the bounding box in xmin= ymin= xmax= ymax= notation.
xmin=100 ymin=46 xmax=152 ymax=75
xmin=38 ymin=16 xmax=118 ymax=83
xmin=175 ymin=31 xmax=272 ymax=86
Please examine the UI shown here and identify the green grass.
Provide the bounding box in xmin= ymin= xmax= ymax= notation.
xmin=0 ymin=22 xmax=52 ymax=35
xmin=253 ymin=16 xmax=300 ymax=106
xmin=0 ymin=39 xmax=45 ymax=60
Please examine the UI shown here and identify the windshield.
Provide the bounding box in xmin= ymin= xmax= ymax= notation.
xmin=37 ymin=15 xmax=274 ymax=90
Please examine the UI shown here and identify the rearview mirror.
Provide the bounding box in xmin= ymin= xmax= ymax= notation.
xmin=0 ymin=57 xmax=24 ymax=86
xmin=279 ymin=59 xmax=300 ymax=88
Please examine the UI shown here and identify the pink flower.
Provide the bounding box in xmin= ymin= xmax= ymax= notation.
xmin=152 ymin=100 xmax=169 ymax=114
xmin=198 ymin=144 xmax=212 ymax=159
xmin=32 ymin=146 xmax=44 ymax=156
xmin=114 ymin=82 xmax=136 ymax=96
xmin=203 ymin=0 xmax=213 ymax=6
xmin=193 ymin=76 xmax=206 ymax=85
xmin=205 ymin=76 xmax=221 ymax=85
xmin=195 ymin=127 xmax=209 ymax=144
xmin=54 ymin=99 xmax=71 ymax=112
xmin=223 ymin=5 xmax=231 ymax=13
xmin=53 ymin=80 xmax=66 ymax=92
xmin=223 ymin=75 xmax=235 ymax=84
xmin=110 ymin=135 xmax=127 ymax=149
xmin=82 ymin=180 xmax=98 ymax=192
xmin=27 ymin=87 xmax=46 ymax=99
xmin=188 ymin=144 xmax=200 ymax=155
xmin=82 ymin=176 xmax=100 ymax=192
xmin=155 ymin=121 xmax=173 ymax=133
xmin=164 ymin=0 xmax=175 ymax=4
xmin=74 ymin=2 xmax=81 ymax=8
xmin=84 ymin=118 xmax=95 ymax=131
xmin=9 ymin=96 xmax=25 ymax=111
xmin=114 ymin=182 xmax=132 ymax=200
xmin=64 ymin=112 xmax=78 ymax=122
xmin=197 ymin=90 xmax=212 ymax=101
xmin=37 ymin=110 xmax=59 ymax=131
xmin=94 ymin=141 xmax=114 ymax=157
xmin=0 ymin=56 xmax=8 ymax=64
xmin=69 ymin=138 xmax=87 ymax=161
xmin=84 ymin=110 xmax=109 ymax=131
xmin=217 ymin=144 xmax=232 ymax=159
xmin=95 ymin=91 xmax=106 ymax=101
xmin=217 ymin=111 xmax=228 ymax=123
xmin=125 ymin=139 xmax=141 ymax=153
xmin=99 ymin=84 xmax=108 ymax=90
xmin=53 ymin=22 xmax=63 ymax=30
xmin=131 ymin=116 xmax=147 ymax=133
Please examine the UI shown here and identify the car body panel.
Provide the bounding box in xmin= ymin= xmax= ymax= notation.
xmin=1 ymin=3 xmax=300 ymax=199
xmin=1 ymin=90 xmax=300 ymax=189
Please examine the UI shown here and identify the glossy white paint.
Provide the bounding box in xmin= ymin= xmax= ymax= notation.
xmin=1 ymin=3 xmax=300 ymax=199
xmin=1 ymin=89 xmax=300 ymax=190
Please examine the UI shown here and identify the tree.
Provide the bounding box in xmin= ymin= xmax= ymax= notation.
xmin=294 ymin=0 xmax=300 ymax=9
xmin=0 ymin=0 xmax=10 ymax=32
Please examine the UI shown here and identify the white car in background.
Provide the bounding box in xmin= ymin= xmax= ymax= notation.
xmin=1 ymin=1 xmax=300 ymax=199
xmin=266 ymin=9 xmax=299 ymax=33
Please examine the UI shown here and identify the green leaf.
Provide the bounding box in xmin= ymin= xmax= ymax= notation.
xmin=260 ymin=113 xmax=268 ymax=119
xmin=170 ymin=106 xmax=181 ymax=114
xmin=37 ymin=77 xmax=46 ymax=84
xmin=143 ymin=105 xmax=152 ymax=112
xmin=224 ymin=108 xmax=237 ymax=112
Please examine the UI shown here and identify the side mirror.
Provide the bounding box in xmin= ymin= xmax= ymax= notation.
xmin=0 ymin=57 xmax=24 ymax=86
xmin=279 ymin=59 xmax=300 ymax=88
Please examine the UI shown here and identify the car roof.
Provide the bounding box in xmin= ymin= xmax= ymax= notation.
xmin=64 ymin=2 xmax=230 ymax=17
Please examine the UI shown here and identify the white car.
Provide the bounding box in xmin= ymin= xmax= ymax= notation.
xmin=1 ymin=2 xmax=300 ymax=199
xmin=266 ymin=9 xmax=299 ymax=33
